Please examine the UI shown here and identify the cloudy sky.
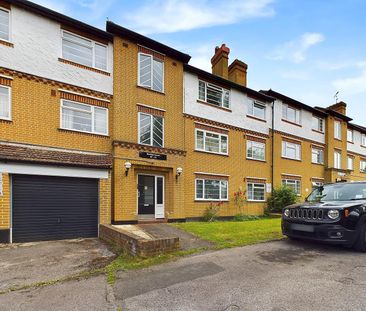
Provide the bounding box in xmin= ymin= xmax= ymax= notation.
xmin=33 ymin=0 xmax=366 ymax=124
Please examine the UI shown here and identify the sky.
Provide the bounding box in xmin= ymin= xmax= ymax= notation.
xmin=33 ymin=0 xmax=366 ymax=124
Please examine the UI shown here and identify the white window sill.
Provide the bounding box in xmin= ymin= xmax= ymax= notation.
xmin=139 ymin=142 xmax=164 ymax=148
xmin=0 ymin=116 xmax=11 ymax=121
xmin=137 ymin=84 xmax=165 ymax=94
xmin=282 ymin=156 xmax=301 ymax=161
xmin=247 ymin=157 xmax=266 ymax=162
xmin=195 ymin=149 xmax=228 ymax=156
xmin=247 ymin=199 xmax=266 ymax=202
xmin=195 ymin=199 xmax=229 ymax=202
xmin=60 ymin=127 xmax=108 ymax=137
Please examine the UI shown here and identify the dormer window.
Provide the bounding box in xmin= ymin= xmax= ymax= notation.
xmin=282 ymin=103 xmax=301 ymax=125
xmin=198 ymin=80 xmax=230 ymax=109
xmin=0 ymin=8 xmax=10 ymax=42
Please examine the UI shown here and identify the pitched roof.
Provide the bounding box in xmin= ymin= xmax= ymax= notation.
xmin=106 ymin=21 xmax=191 ymax=63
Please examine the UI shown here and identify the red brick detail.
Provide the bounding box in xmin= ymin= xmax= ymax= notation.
xmin=195 ymin=173 xmax=228 ymax=180
xmin=0 ymin=66 xmax=112 ymax=100
xmin=246 ymin=177 xmax=266 ymax=184
xmin=60 ymin=91 xmax=110 ymax=108
xmin=195 ymin=123 xmax=228 ymax=134
xmin=58 ymin=58 xmax=110 ymax=76
xmin=137 ymin=105 xmax=165 ymax=117
xmin=245 ymin=135 xmax=266 ymax=143
xmin=138 ymin=46 xmax=165 ymax=61
xmin=282 ymin=174 xmax=301 ymax=180
xmin=311 ymin=177 xmax=324 ymax=182
xmin=282 ymin=136 xmax=302 ymax=145
xmin=0 ymin=144 xmax=112 ymax=168
xmin=0 ymin=76 xmax=11 ymax=86
xmin=113 ymin=140 xmax=186 ymax=156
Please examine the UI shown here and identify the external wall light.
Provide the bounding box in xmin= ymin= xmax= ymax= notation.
xmin=176 ymin=167 xmax=183 ymax=180
xmin=125 ymin=162 xmax=132 ymax=176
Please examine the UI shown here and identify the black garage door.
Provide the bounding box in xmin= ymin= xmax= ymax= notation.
xmin=12 ymin=174 xmax=98 ymax=243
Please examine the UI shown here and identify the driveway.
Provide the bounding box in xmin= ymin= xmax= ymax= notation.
xmin=1 ymin=239 xmax=366 ymax=310
xmin=0 ymin=238 xmax=115 ymax=292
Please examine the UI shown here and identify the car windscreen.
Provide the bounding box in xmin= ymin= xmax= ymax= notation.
xmin=307 ymin=183 xmax=366 ymax=202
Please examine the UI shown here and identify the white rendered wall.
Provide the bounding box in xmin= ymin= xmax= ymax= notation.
xmin=184 ymin=72 xmax=270 ymax=135
xmin=347 ymin=130 xmax=366 ymax=156
xmin=0 ymin=6 xmax=113 ymax=94
xmin=273 ymin=99 xmax=325 ymax=144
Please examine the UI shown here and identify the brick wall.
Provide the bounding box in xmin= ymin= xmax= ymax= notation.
xmin=0 ymin=173 xmax=10 ymax=229
xmin=99 ymin=172 xmax=112 ymax=225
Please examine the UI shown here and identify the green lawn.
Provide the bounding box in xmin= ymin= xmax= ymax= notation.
xmin=173 ymin=218 xmax=283 ymax=248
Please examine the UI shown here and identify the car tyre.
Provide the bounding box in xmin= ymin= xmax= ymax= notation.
xmin=353 ymin=222 xmax=366 ymax=252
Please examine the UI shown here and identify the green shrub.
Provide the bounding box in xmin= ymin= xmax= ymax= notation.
xmin=202 ymin=202 xmax=222 ymax=222
xmin=267 ymin=186 xmax=298 ymax=213
xmin=233 ymin=214 xmax=260 ymax=222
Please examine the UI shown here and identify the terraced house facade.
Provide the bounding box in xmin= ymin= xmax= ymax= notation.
xmin=1 ymin=0 xmax=366 ymax=242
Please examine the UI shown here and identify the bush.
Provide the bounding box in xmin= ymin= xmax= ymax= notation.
xmin=233 ymin=214 xmax=260 ymax=222
xmin=267 ymin=186 xmax=298 ymax=213
xmin=202 ymin=202 xmax=223 ymax=222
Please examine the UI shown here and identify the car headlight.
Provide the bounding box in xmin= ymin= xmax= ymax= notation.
xmin=284 ymin=209 xmax=290 ymax=217
xmin=328 ymin=209 xmax=339 ymax=220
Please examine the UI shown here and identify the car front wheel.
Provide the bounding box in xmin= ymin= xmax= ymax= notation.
xmin=353 ymin=222 xmax=366 ymax=252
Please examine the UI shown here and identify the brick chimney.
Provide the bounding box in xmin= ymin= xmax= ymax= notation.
xmin=228 ymin=59 xmax=248 ymax=87
xmin=211 ymin=44 xmax=230 ymax=79
xmin=328 ymin=101 xmax=347 ymax=115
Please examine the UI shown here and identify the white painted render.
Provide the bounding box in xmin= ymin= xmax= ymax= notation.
xmin=184 ymin=72 xmax=270 ymax=135
xmin=0 ymin=6 xmax=113 ymax=94
xmin=0 ymin=162 xmax=109 ymax=179
xmin=273 ymin=99 xmax=325 ymax=144
xmin=347 ymin=130 xmax=366 ymax=156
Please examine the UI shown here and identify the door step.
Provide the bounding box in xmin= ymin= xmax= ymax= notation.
xmin=138 ymin=218 xmax=168 ymax=224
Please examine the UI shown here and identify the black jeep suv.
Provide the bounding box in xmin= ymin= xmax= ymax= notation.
xmin=282 ymin=182 xmax=366 ymax=251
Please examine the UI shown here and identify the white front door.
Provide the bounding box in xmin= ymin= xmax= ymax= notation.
xmin=155 ymin=176 xmax=165 ymax=219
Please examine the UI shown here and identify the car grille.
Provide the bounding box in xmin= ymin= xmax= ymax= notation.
xmin=289 ymin=208 xmax=324 ymax=220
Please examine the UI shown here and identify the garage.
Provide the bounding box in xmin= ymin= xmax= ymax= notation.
xmin=12 ymin=174 xmax=99 ymax=243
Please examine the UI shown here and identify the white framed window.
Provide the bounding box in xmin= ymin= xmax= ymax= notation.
xmin=362 ymin=134 xmax=366 ymax=147
xmin=198 ymin=80 xmax=230 ymax=109
xmin=312 ymin=116 xmax=324 ymax=133
xmin=0 ymin=7 xmax=10 ymax=42
xmin=247 ymin=140 xmax=265 ymax=161
xmin=347 ymin=129 xmax=354 ymax=142
xmin=282 ymin=104 xmax=301 ymax=124
xmin=195 ymin=178 xmax=228 ymax=201
xmin=312 ymin=147 xmax=324 ymax=164
xmin=195 ymin=129 xmax=228 ymax=155
xmin=334 ymin=151 xmax=341 ymax=169
xmin=138 ymin=112 xmax=164 ymax=147
xmin=247 ymin=183 xmax=266 ymax=201
xmin=347 ymin=156 xmax=354 ymax=170
xmin=62 ymin=30 xmax=108 ymax=71
xmin=138 ymin=53 xmax=164 ymax=93
xmin=0 ymin=85 xmax=11 ymax=120
xmin=312 ymin=181 xmax=324 ymax=190
xmin=334 ymin=120 xmax=341 ymax=140
xmin=361 ymin=160 xmax=366 ymax=173
xmin=248 ymin=101 xmax=266 ymax=120
xmin=282 ymin=179 xmax=301 ymax=195
xmin=61 ymin=100 xmax=108 ymax=135
xmin=282 ymin=141 xmax=301 ymax=160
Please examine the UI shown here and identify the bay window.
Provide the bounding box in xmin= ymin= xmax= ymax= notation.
xmin=61 ymin=100 xmax=108 ymax=135
xmin=198 ymin=80 xmax=230 ymax=109
xmin=138 ymin=53 xmax=164 ymax=92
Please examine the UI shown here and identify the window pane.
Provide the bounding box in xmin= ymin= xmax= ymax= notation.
xmin=361 ymin=161 xmax=366 ymax=172
xmin=206 ymin=84 xmax=223 ymax=107
xmin=153 ymin=59 xmax=163 ymax=92
xmin=152 ymin=116 xmax=163 ymax=147
xmin=95 ymin=44 xmax=107 ymax=70
xmin=253 ymin=103 xmax=265 ymax=119
xmin=248 ymin=141 xmax=265 ymax=160
xmin=196 ymin=180 xmax=203 ymax=199
xmin=0 ymin=9 xmax=9 ymax=41
xmin=253 ymin=184 xmax=265 ymax=201
xmin=139 ymin=113 xmax=151 ymax=145
xmin=62 ymin=107 xmax=92 ymax=132
xmin=198 ymin=81 xmax=206 ymax=101
xmin=204 ymin=180 xmax=220 ymax=200
xmin=94 ymin=107 xmax=107 ymax=134
xmin=139 ymin=54 xmax=152 ymax=87
xmin=196 ymin=130 xmax=204 ymax=150
xmin=220 ymin=181 xmax=228 ymax=199
xmin=220 ymin=135 xmax=228 ymax=153
xmin=205 ymin=132 xmax=220 ymax=153
xmin=62 ymin=34 xmax=93 ymax=67
xmin=62 ymin=100 xmax=92 ymax=111
xmin=0 ymin=86 xmax=10 ymax=119
xmin=223 ymin=91 xmax=230 ymax=108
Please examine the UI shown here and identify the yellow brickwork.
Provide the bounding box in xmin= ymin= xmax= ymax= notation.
xmin=0 ymin=173 xmax=10 ymax=229
xmin=99 ymin=172 xmax=112 ymax=224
